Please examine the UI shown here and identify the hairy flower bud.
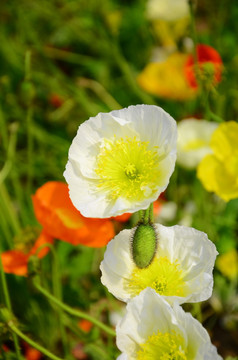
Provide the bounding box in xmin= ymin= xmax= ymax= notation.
xmin=131 ymin=223 xmax=157 ymax=269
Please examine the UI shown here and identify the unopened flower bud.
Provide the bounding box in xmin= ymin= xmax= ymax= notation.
xmin=131 ymin=223 xmax=157 ymax=269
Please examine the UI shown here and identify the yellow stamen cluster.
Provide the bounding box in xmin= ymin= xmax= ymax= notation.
xmin=125 ymin=256 xmax=187 ymax=297
xmin=137 ymin=330 xmax=187 ymax=360
xmin=94 ymin=137 xmax=160 ymax=200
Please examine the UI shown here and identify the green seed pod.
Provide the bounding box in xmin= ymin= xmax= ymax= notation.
xmin=131 ymin=223 xmax=157 ymax=269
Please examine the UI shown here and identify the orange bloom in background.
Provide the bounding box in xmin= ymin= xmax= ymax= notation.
xmin=24 ymin=343 xmax=42 ymax=360
xmin=185 ymin=44 xmax=223 ymax=89
xmin=111 ymin=213 xmax=132 ymax=223
xmin=78 ymin=319 xmax=93 ymax=333
xmin=32 ymin=181 xmax=115 ymax=247
xmin=1 ymin=231 xmax=53 ymax=276
xmin=137 ymin=52 xmax=197 ymax=101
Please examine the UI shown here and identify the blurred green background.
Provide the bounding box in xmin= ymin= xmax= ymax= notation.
xmin=0 ymin=0 xmax=238 ymax=359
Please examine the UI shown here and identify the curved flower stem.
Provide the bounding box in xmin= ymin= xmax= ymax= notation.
xmin=24 ymin=50 xmax=34 ymax=196
xmin=51 ymin=248 xmax=69 ymax=357
xmin=0 ymin=256 xmax=21 ymax=359
xmin=7 ymin=321 xmax=65 ymax=360
xmin=33 ymin=278 xmax=116 ymax=337
xmin=34 ymin=243 xmax=69 ymax=357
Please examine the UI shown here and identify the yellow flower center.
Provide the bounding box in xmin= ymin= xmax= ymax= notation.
xmin=95 ymin=137 xmax=160 ymax=200
xmin=124 ymin=256 xmax=188 ymax=297
xmin=137 ymin=330 xmax=187 ymax=360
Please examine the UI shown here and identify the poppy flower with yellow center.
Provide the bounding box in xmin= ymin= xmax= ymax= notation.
xmin=64 ymin=105 xmax=177 ymax=218
xmin=100 ymin=224 xmax=218 ymax=305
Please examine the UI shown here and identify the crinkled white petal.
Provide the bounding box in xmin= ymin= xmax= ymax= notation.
xmin=64 ymin=104 xmax=177 ymax=218
xmin=177 ymin=119 xmax=218 ymax=169
xmin=100 ymin=224 xmax=218 ymax=304
xmin=116 ymin=288 xmax=222 ymax=360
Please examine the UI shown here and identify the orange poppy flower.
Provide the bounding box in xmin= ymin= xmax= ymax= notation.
xmin=185 ymin=44 xmax=223 ymax=89
xmin=1 ymin=231 xmax=53 ymax=276
xmin=112 ymin=213 xmax=132 ymax=223
xmin=24 ymin=343 xmax=42 ymax=360
xmin=32 ymin=181 xmax=115 ymax=247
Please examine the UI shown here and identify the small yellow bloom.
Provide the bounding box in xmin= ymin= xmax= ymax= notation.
xmin=137 ymin=53 xmax=197 ymax=101
xmin=197 ymin=121 xmax=238 ymax=201
xmin=216 ymin=249 xmax=238 ymax=280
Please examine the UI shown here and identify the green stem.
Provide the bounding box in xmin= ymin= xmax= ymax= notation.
xmin=0 ymin=200 xmax=12 ymax=247
xmin=34 ymin=243 xmax=69 ymax=355
xmin=33 ymin=279 xmax=116 ymax=337
xmin=111 ymin=43 xmax=156 ymax=105
xmin=51 ymin=246 xmax=69 ymax=357
xmin=25 ymin=50 xmax=32 ymax=81
xmin=0 ymin=105 xmax=8 ymax=152
xmin=26 ymin=106 xmax=34 ymax=196
xmin=0 ymin=256 xmax=21 ymax=359
xmin=191 ymin=302 xmax=202 ymax=323
xmin=142 ymin=203 xmax=154 ymax=224
xmin=0 ymin=183 xmax=21 ymax=236
xmin=8 ymin=322 xmax=65 ymax=360
xmin=24 ymin=50 xmax=34 ymax=196
xmin=188 ymin=0 xmax=198 ymax=51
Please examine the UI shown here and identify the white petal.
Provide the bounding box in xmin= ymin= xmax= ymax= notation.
xmin=177 ymin=119 xmax=218 ymax=169
xmin=116 ymin=289 xmax=222 ymax=359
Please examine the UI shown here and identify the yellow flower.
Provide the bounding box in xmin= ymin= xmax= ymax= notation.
xmin=197 ymin=121 xmax=238 ymax=201
xmin=216 ymin=249 xmax=238 ymax=280
xmin=137 ymin=53 xmax=197 ymax=101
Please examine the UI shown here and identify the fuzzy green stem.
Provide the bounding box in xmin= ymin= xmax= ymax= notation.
xmin=142 ymin=203 xmax=154 ymax=224
xmin=8 ymin=321 xmax=65 ymax=360
xmin=0 ymin=256 xmax=21 ymax=359
xmin=33 ymin=279 xmax=116 ymax=337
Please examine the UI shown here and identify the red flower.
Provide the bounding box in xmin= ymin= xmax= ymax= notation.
xmin=185 ymin=44 xmax=223 ymax=89
xmin=32 ymin=181 xmax=115 ymax=247
xmin=1 ymin=231 xmax=53 ymax=276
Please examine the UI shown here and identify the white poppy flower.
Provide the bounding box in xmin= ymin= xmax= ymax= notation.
xmin=116 ymin=288 xmax=222 ymax=360
xmin=64 ymin=105 xmax=177 ymax=218
xmin=146 ymin=0 xmax=189 ymax=22
xmin=100 ymin=224 xmax=218 ymax=305
xmin=177 ymin=119 xmax=218 ymax=169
